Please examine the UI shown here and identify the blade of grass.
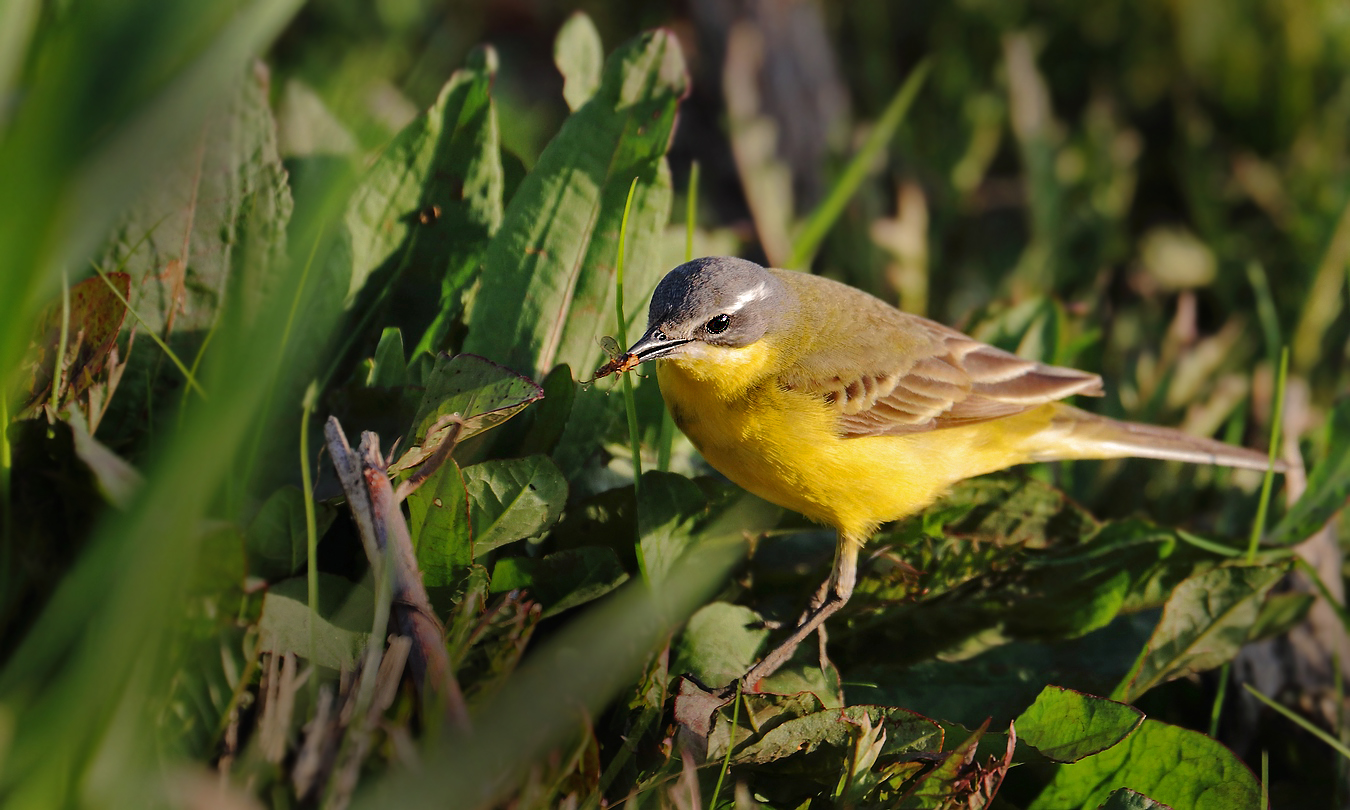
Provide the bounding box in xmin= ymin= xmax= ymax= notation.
xmin=1247 ymin=347 xmax=1288 ymax=562
xmin=1262 ymin=750 xmax=1269 ymax=809
xmin=1293 ymin=556 xmax=1350 ymax=634
xmin=1245 ymin=261 xmax=1282 ymax=364
xmin=1244 ymin=683 xmax=1350 ymax=761
xmin=785 ymin=59 xmax=930 ymax=270
xmin=49 ymin=268 xmax=70 ymax=415
xmin=1209 ymin=664 xmax=1229 ymax=738
xmin=657 ymin=162 xmax=698 ymax=472
xmin=711 ymin=679 xmax=743 ymax=809
xmin=614 ymin=177 xmax=648 ymax=585
xmin=91 ymin=262 xmax=208 ymax=400
xmin=300 ymin=380 xmax=320 ymax=701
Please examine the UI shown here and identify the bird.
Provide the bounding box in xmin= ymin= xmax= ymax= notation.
xmin=620 ymin=256 xmax=1284 ymax=693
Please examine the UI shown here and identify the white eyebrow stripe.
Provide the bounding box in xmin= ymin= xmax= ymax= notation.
xmin=723 ymin=283 xmax=768 ymax=314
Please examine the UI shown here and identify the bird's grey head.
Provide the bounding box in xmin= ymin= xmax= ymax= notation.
xmin=625 ymin=257 xmax=791 ymax=362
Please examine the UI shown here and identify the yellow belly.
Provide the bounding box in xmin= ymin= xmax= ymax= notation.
xmin=657 ymin=362 xmax=1054 ymax=542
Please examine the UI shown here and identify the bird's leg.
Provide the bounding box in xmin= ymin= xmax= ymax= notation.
xmin=739 ymin=536 xmax=858 ymax=693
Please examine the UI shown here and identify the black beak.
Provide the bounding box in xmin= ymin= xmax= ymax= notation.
xmin=626 ymin=324 xmax=691 ymax=362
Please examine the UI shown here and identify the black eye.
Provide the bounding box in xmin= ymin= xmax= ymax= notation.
xmin=705 ymin=314 xmax=731 ymax=335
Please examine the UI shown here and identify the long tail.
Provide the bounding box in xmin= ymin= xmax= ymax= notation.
xmin=1028 ymin=405 xmax=1286 ymax=472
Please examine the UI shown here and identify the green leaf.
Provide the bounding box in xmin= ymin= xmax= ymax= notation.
xmin=398 ymin=353 xmax=544 ymax=471
xmin=258 ymin=575 xmax=373 ymax=669
xmin=339 ymin=46 xmax=503 ymax=351
xmin=463 ymin=29 xmax=686 ymax=379
xmin=733 ymin=705 xmax=943 ymax=767
xmin=411 ymin=455 xmax=567 ymax=586
xmin=1097 ymin=788 xmax=1174 ymax=809
xmin=464 ymin=30 xmax=686 ymax=475
xmin=464 ymin=455 xmax=568 ymax=552
xmin=1118 ymin=563 xmax=1285 ymax=703
xmin=554 ymin=12 xmax=603 ymax=112
xmin=367 ymin=326 xmax=408 ymax=387
xmin=672 ymin=602 xmax=769 ymax=688
xmin=100 ymin=64 xmax=292 ymax=338
xmin=1268 ymin=398 xmax=1350 ymax=546
xmin=1028 ymin=718 xmax=1260 ymax=810
xmin=490 ymin=547 xmax=628 ymax=617
xmin=96 ymin=63 xmax=293 ymax=441
xmin=518 ymin=363 xmax=577 ymax=456
xmin=638 ymin=470 xmax=708 ymax=583
xmin=1015 ymin=686 xmax=1143 ymax=764
xmin=245 ymin=485 xmax=336 ymax=581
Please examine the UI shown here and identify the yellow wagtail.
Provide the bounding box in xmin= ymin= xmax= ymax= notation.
xmin=621 ymin=256 xmax=1284 ymax=691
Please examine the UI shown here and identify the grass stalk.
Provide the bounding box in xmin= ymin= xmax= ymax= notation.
xmin=657 ymin=162 xmax=699 ymax=471
xmin=613 ymin=178 xmax=647 ymax=583
xmin=91 ymin=262 xmax=208 ymax=400
xmin=711 ymin=679 xmax=743 ymax=810
xmin=786 ymin=60 xmax=930 ymax=270
xmin=49 ymin=268 xmax=69 ymax=416
xmin=1209 ymin=663 xmax=1229 ymax=738
xmin=1247 ymin=347 xmax=1288 ymax=563
xmin=1245 ymin=683 xmax=1350 ymax=761
xmin=300 ymin=380 xmax=320 ymax=700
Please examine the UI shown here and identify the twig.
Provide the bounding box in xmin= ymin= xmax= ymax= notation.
xmin=323 ymin=416 xmax=470 ymax=730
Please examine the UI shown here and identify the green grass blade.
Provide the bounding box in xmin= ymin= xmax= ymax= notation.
xmin=786 ymin=59 xmax=930 ymax=270
xmin=300 ymin=380 xmax=320 ymax=699
xmin=91 ymin=262 xmax=208 ymax=400
xmin=712 ymin=679 xmax=743 ymax=809
xmin=1245 ymin=683 xmax=1350 ymax=761
xmin=614 ymin=176 xmax=649 ymax=583
xmin=1247 ymin=347 xmax=1288 ymax=562
xmin=656 ymin=161 xmax=699 ymax=472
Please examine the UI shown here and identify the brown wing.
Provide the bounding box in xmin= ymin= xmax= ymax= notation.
xmin=788 ymin=319 xmax=1104 ymax=438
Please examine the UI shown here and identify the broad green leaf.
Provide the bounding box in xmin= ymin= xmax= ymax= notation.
xmin=245 ymin=485 xmax=336 ymax=581
xmin=1268 ymin=399 xmax=1350 ymax=546
xmin=367 ymin=326 xmax=408 ymax=387
xmin=398 ymin=353 xmax=544 ymax=471
xmin=638 ymin=470 xmax=708 ymax=583
xmin=1015 ymin=686 xmax=1143 ymax=763
xmin=463 ymin=29 xmax=685 ymax=379
xmin=734 ymin=705 xmax=943 ymax=767
xmin=97 ymin=64 xmax=293 ymax=442
xmin=1097 ymin=789 xmax=1173 ymax=809
xmin=258 ymin=575 xmax=373 ymax=670
xmin=672 ymin=602 xmax=769 ymax=687
xmin=518 ymin=363 xmax=577 ymax=456
xmin=1028 ymin=718 xmax=1260 ymax=810
xmin=490 ymin=547 xmax=628 ymax=617
xmin=339 ymin=46 xmax=503 ymax=351
xmin=1118 ymin=563 xmax=1285 ymax=703
xmin=99 ymin=64 xmax=291 ymax=337
xmin=411 ymin=455 xmax=567 ymax=586
xmin=464 ymin=455 xmax=568 ymax=552
xmin=555 ymin=12 xmax=603 ymax=111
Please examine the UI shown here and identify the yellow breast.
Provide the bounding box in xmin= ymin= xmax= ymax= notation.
xmin=656 ymin=352 xmax=1056 ymax=543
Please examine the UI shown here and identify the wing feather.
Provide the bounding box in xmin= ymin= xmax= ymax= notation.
xmin=788 ymin=315 xmax=1103 ymax=438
